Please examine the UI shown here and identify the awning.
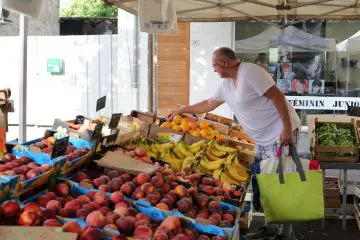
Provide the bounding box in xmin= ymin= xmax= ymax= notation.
xmin=105 ymin=0 xmax=360 ymax=26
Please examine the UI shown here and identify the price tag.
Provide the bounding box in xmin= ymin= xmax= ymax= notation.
xmin=51 ymin=136 xmax=69 ymax=159
xmin=92 ymin=123 xmax=104 ymax=142
xmin=109 ymin=113 xmax=122 ymax=129
xmin=96 ymin=96 xmax=106 ymax=112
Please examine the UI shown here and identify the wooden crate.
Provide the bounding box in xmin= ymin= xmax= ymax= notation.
xmin=204 ymin=112 xmax=234 ymax=127
xmin=197 ymin=117 xmax=230 ymax=135
xmin=228 ymin=130 xmax=254 ymax=145
xmin=130 ymin=110 xmax=155 ymax=123
xmin=324 ymin=177 xmax=340 ymax=198
xmin=312 ymin=118 xmax=359 ymax=163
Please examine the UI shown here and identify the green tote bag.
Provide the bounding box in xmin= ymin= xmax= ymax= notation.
xmin=256 ymin=144 xmax=324 ymax=223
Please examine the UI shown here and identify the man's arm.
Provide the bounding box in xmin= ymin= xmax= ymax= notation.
xmin=166 ymin=98 xmax=224 ymax=120
xmin=264 ymin=85 xmax=293 ymax=144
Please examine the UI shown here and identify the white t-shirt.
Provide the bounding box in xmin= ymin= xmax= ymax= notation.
xmin=212 ymin=63 xmax=301 ymax=146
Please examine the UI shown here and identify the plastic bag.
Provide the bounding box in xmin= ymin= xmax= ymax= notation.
xmin=139 ymin=0 xmax=178 ymax=34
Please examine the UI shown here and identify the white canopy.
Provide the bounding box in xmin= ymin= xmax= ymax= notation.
xmin=235 ymin=26 xmax=336 ymax=53
xmin=336 ymin=30 xmax=360 ymax=51
xmin=106 ymin=0 xmax=360 ymax=23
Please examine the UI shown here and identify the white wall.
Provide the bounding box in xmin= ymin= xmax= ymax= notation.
xmin=190 ymin=22 xmax=234 ymax=118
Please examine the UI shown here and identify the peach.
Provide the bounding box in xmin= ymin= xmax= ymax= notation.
xmin=134 ymin=225 xmax=153 ymax=238
xmin=107 ymin=170 xmax=120 ymax=180
xmin=80 ymin=180 xmax=94 ymax=189
xmin=223 ymin=213 xmax=235 ymax=225
xmin=74 ymin=172 xmax=88 ymax=182
xmin=219 ymin=220 xmax=231 ymax=228
xmin=23 ymin=202 xmax=42 ymax=216
xmin=128 ymin=207 xmax=137 ymax=217
xmin=79 ymin=226 xmax=103 ymax=240
xmin=89 ymin=202 xmax=101 ymax=210
xmin=57 ymin=197 xmax=68 ymax=207
xmin=108 ymin=178 xmax=123 ymax=192
xmin=19 ymin=156 xmax=30 ymax=164
xmin=93 ymin=191 xmax=108 ymax=206
xmin=98 ymin=184 xmax=111 ymax=192
xmin=202 ymin=186 xmax=215 ymax=196
xmin=160 ymin=198 xmax=174 ymax=209
xmin=45 ymin=191 xmax=57 ymax=200
xmin=160 ymin=216 xmax=181 ymax=231
xmin=43 ymin=219 xmax=62 ymax=226
xmin=2 ymin=200 xmax=21 ymax=219
xmin=212 ymin=237 xmax=225 ymax=240
xmin=77 ymin=195 xmax=91 ymax=204
xmin=198 ymin=235 xmax=211 ymax=240
xmin=104 ymin=223 xmax=118 ymax=231
xmin=86 ymin=211 xmax=106 ymax=228
xmin=120 ymin=173 xmax=132 ymax=182
xmin=141 ymin=183 xmax=154 ymax=194
xmin=62 ymin=221 xmax=82 ymax=235
xmin=93 ymin=177 xmax=106 ymax=187
xmin=173 ymin=234 xmax=189 ymax=240
xmin=213 ymin=187 xmax=224 ymax=196
xmin=46 ymin=200 xmax=62 ymax=213
xmin=65 ymin=199 xmax=82 ymax=210
xmin=115 ymin=202 xmax=129 ymax=209
xmin=136 ymin=173 xmax=150 ymax=185
xmin=135 ymin=213 xmax=150 ymax=223
xmin=120 ymin=182 xmax=134 ymax=197
xmin=196 ymin=209 xmax=209 ymax=219
xmin=111 ymin=235 xmax=128 ymax=240
xmin=13 ymin=167 xmax=25 ymax=175
xmin=36 ymin=195 xmax=49 ymax=207
xmin=26 ymin=169 xmax=40 ymax=179
xmin=106 ymin=212 xmax=119 ymax=223
xmin=18 ymin=174 xmax=26 ymax=182
xmin=176 ymin=200 xmax=190 ymax=214
xmin=99 ymin=206 xmax=110 ymax=216
xmin=56 ymin=183 xmax=70 ymax=197
xmin=184 ymin=229 xmax=199 ymax=240
xmin=87 ymin=190 xmax=97 ymax=200
xmin=115 ymin=217 xmax=135 ymax=236
xmin=59 ymin=208 xmax=76 ymax=218
xmin=101 ymin=175 xmax=111 ymax=183
xmin=174 ymin=185 xmax=187 ymax=198
xmin=207 ymin=201 xmax=220 ymax=213
xmin=153 ymin=229 xmax=169 ymax=240
xmin=76 ymin=208 xmax=90 ymax=219
xmin=156 ymin=202 xmax=170 ymax=211
xmin=42 ymin=208 xmax=57 ymax=220
xmin=109 ymin=191 xmax=124 ymax=204
xmin=187 ymin=208 xmax=197 ymax=219
xmin=4 ymin=170 xmax=16 ymax=176
xmin=18 ymin=211 xmax=41 ymax=226
xmin=113 ymin=206 xmax=129 ymax=218
xmin=132 ymin=189 xmax=145 ymax=200
xmin=27 ymin=162 xmax=39 ymax=169
xmin=151 ymin=176 xmax=164 ymax=188
xmin=147 ymin=193 xmax=160 ymax=205
xmin=201 ymin=177 xmax=214 ymax=186
xmin=41 ymin=164 xmax=52 ymax=172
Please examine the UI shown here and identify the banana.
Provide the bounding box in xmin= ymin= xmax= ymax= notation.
xmin=205 ymin=150 xmax=224 ymax=162
xmin=182 ymin=156 xmax=197 ymax=169
xmin=155 ymin=142 xmax=174 ymax=154
xmin=146 ymin=150 xmax=158 ymax=158
xmin=226 ymin=165 xmax=249 ymax=183
xmin=188 ymin=140 xmax=206 ymax=150
xmin=174 ymin=145 xmax=186 ymax=159
xmin=224 ymin=152 xmax=237 ymax=165
xmin=213 ymin=169 xmax=223 ymax=180
xmin=161 ymin=150 xmax=183 ymax=172
xmin=200 ymin=156 xmax=225 ymax=170
xmin=232 ymin=157 xmax=250 ymax=172
xmin=196 ymin=163 xmax=213 ymax=176
xmin=220 ymin=170 xmax=239 ymax=185
xmin=207 ymin=147 xmax=227 ymax=157
xmin=178 ymin=141 xmax=194 ymax=157
xmin=189 ymin=145 xmax=201 ymax=154
xmin=214 ymin=142 xmax=237 ymax=153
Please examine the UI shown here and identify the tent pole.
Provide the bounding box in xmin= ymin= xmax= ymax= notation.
xmin=19 ymin=14 xmax=28 ymax=143
xmin=152 ymin=34 xmax=158 ymax=114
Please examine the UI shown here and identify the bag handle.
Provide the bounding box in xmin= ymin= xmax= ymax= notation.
xmin=276 ymin=144 xmax=307 ymax=184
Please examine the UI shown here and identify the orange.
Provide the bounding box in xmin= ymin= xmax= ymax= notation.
xmin=188 ymin=122 xmax=197 ymax=130
xmin=173 ymin=115 xmax=182 ymax=125
xmin=161 ymin=122 xmax=172 ymax=128
xmin=172 ymin=125 xmax=182 ymax=132
xmin=189 ymin=128 xmax=201 ymax=137
xmin=180 ymin=124 xmax=190 ymax=133
xmin=200 ymin=129 xmax=211 ymax=138
xmin=181 ymin=118 xmax=190 ymax=126
xmin=216 ymin=134 xmax=225 ymax=142
xmin=199 ymin=122 xmax=209 ymax=129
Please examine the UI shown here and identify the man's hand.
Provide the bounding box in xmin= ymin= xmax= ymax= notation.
xmin=165 ymin=108 xmax=184 ymax=121
xmin=280 ymin=127 xmax=293 ymax=145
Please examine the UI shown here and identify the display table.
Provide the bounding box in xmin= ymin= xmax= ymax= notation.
xmin=320 ymin=162 xmax=360 ymax=230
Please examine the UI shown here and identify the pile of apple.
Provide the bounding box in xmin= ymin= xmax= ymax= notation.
xmin=116 ymin=146 xmax=152 ymax=164
xmin=30 ymin=136 xmax=89 ymax=161
xmin=175 ymin=168 xmax=245 ymax=200
xmin=0 ymin=154 xmax=51 ymax=181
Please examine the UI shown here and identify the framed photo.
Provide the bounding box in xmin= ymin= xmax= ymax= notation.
xmin=278 ymin=63 xmax=295 ymax=79
xmin=278 ymin=46 xmax=292 ymax=63
xmin=292 ymin=79 xmax=308 ymax=94
xmin=309 ymin=79 xmax=325 ymax=94
xmin=277 ymin=79 xmax=291 ymax=94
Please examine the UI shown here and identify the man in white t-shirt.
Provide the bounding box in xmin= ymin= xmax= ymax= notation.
xmin=166 ymin=47 xmax=300 ymax=240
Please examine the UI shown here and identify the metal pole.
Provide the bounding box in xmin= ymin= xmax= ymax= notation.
xmin=19 ymin=14 xmax=28 ymax=143
xmin=132 ymin=15 xmax=140 ymax=110
xmin=152 ymin=34 xmax=158 ymax=113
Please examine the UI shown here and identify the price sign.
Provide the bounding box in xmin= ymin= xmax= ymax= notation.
xmin=96 ymin=96 xmax=106 ymax=112
xmin=92 ymin=123 xmax=104 ymax=142
xmin=109 ymin=113 xmax=122 ymax=129
xmin=51 ymin=136 xmax=69 ymax=159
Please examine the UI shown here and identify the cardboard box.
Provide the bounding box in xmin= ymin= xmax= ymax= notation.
xmin=147 ymin=123 xmax=184 ymax=142
xmin=205 ymin=112 xmax=234 ymax=127
xmin=130 ymin=110 xmax=155 ymax=123
xmin=119 ymin=115 xmax=151 ymax=133
xmin=311 ymin=117 xmax=359 ymax=162
xmin=95 ymin=151 xmax=159 ymax=175
xmin=183 ymin=133 xmax=209 ymax=145
xmin=197 ymin=117 xmax=230 ymax=135
xmin=224 ymin=138 xmax=255 ymax=152
xmin=0 ymin=227 xmax=77 ymax=240
xmin=324 ymin=177 xmax=340 ymax=198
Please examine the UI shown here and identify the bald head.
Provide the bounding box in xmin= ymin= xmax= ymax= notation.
xmin=213 ymin=47 xmax=238 ymax=61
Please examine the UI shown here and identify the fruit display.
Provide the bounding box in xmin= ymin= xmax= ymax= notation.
xmin=160 ymin=115 xmax=225 ymax=141
xmin=115 ymin=146 xmax=152 ymax=164
xmin=0 ymin=154 xmax=51 ymax=181
xmin=29 ymin=136 xmax=90 ymax=161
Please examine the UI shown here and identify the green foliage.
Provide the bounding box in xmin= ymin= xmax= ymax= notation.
xmin=315 ymin=123 xmax=355 ymax=147
xmin=61 ymin=0 xmax=118 ymax=18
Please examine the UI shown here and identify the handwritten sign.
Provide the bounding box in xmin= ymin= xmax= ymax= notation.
xmin=92 ymin=123 xmax=104 ymax=143
xmin=109 ymin=113 xmax=122 ymax=129
xmin=96 ymin=96 xmax=106 ymax=112
xmin=0 ymin=227 xmax=77 ymax=240
xmin=51 ymin=136 xmax=69 ymax=159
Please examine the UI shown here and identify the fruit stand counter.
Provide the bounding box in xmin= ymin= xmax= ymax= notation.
xmin=319 ymin=162 xmax=360 ymax=230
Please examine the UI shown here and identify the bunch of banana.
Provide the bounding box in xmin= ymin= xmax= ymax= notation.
xmin=160 ymin=148 xmax=184 ymax=172
xmin=219 ymin=152 xmax=250 ymax=185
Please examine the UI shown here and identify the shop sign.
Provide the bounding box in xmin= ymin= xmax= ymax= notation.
xmin=286 ymin=96 xmax=360 ymax=110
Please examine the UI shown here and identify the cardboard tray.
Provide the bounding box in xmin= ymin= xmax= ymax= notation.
xmin=204 ymin=112 xmax=234 ymax=127
xmin=147 ymin=123 xmax=184 ymax=142
xmin=130 ymin=110 xmax=156 ymax=123
xmin=312 ymin=118 xmax=359 ymax=163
